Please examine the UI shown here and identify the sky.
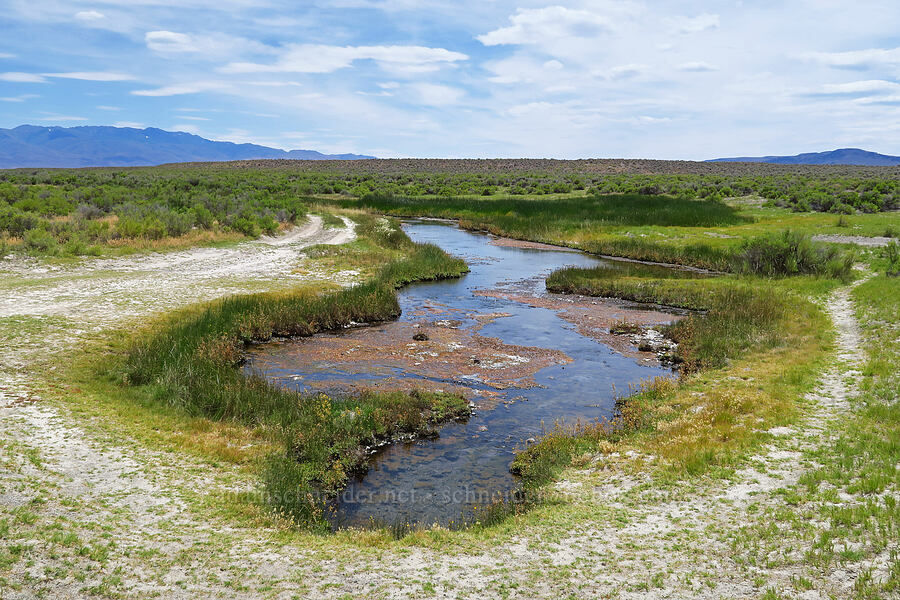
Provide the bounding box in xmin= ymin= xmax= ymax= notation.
xmin=1 ymin=1 xmax=899 ymax=159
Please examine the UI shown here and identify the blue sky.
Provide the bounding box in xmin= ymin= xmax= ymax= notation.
xmin=1 ymin=1 xmax=899 ymax=159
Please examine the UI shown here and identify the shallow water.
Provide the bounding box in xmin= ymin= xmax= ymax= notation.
xmin=245 ymin=221 xmax=679 ymax=527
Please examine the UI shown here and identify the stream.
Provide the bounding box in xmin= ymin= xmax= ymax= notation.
xmin=244 ymin=220 xmax=686 ymax=528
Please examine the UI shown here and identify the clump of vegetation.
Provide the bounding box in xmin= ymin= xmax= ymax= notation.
xmin=881 ymin=241 xmax=900 ymax=276
xmin=122 ymin=221 xmax=469 ymax=529
xmin=356 ymin=193 xmax=751 ymax=228
xmin=732 ymin=230 xmax=854 ymax=280
xmin=609 ymin=320 xmax=643 ymax=334
xmin=664 ymin=284 xmax=788 ymax=372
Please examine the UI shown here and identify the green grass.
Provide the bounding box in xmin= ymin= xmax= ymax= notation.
xmin=354 ymin=193 xmax=752 ymax=228
xmin=732 ymin=229 xmax=855 ymax=280
xmin=118 ymin=219 xmax=470 ymax=530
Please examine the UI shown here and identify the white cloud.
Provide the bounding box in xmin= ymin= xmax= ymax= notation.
xmin=75 ymin=10 xmax=105 ymax=21
xmin=677 ymin=61 xmax=717 ymax=72
xmin=97 ymin=105 xmax=121 ymax=110
xmin=818 ymin=80 xmax=900 ymax=96
xmin=145 ymin=31 xmax=195 ymax=53
xmin=1 ymin=93 xmax=39 ymax=102
xmin=145 ymin=30 xmax=273 ymax=59
xmin=477 ymin=6 xmax=611 ymax=46
xmin=44 ymin=71 xmax=136 ymax=81
xmin=32 ymin=114 xmax=88 ymax=122
xmin=132 ymin=81 xmax=231 ymax=96
xmin=178 ymin=115 xmax=210 ymax=120
xmin=171 ymin=123 xmax=201 ymax=134
xmin=802 ymin=47 xmax=900 ymax=70
xmin=113 ymin=121 xmax=145 ymax=128
xmin=485 ymin=56 xmax=569 ymax=86
xmin=0 ymin=53 xmax=15 ymax=59
xmin=222 ymin=44 xmax=467 ymax=74
xmin=609 ymin=63 xmax=647 ymax=80
xmin=409 ymin=83 xmax=465 ymax=106
xmin=0 ymin=72 xmax=47 ymax=83
xmin=669 ymin=13 xmax=719 ymax=35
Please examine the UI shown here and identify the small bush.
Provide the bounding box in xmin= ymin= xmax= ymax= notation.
xmin=228 ymin=217 xmax=260 ymax=237
xmin=23 ymin=229 xmax=58 ymax=254
xmin=882 ymin=241 xmax=900 ymax=277
xmin=75 ymin=203 xmax=105 ymax=220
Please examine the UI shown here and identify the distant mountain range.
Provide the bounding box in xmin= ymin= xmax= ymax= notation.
xmin=709 ymin=148 xmax=900 ymax=166
xmin=0 ymin=125 xmax=374 ymax=169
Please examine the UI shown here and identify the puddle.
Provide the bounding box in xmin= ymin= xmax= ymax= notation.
xmin=245 ymin=220 xmax=688 ymax=527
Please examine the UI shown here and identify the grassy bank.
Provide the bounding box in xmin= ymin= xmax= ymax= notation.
xmin=119 ymin=217 xmax=469 ymax=530
xmin=513 ymin=263 xmax=837 ymax=485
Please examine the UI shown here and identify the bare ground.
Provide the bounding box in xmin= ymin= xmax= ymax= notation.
xmin=0 ymin=233 xmax=881 ymax=598
xmin=812 ymin=234 xmax=894 ymax=247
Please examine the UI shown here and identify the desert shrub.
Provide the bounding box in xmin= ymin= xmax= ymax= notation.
xmin=75 ymin=203 xmax=105 ymax=220
xmin=0 ymin=205 xmax=42 ymax=236
xmin=191 ymin=203 xmax=214 ymax=229
xmin=228 ymin=216 xmax=260 ymax=237
xmin=23 ymin=228 xmax=58 ymax=254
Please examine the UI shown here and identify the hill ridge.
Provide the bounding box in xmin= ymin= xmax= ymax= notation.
xmin=709 ymin=148 xmax=900 ymax=166
xmin=0 ymin=124 xmax=374 ymax=168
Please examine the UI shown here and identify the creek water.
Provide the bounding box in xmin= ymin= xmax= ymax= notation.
xmin=244 ymin=220 xmax=681 ymax=528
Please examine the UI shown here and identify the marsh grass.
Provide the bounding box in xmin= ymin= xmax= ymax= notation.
xmin=354 ymin=193 xmax=752 ymax=229
xmin=121 ymin=220 xmax=469 ymax=529
xmin=732 ymin=230 xmax=855 ymax=280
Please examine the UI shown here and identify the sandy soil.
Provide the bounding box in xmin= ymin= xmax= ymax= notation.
xmin=0 ymin=226 xmax=881 ymax=598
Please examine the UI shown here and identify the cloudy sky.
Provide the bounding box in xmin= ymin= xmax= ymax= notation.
xmin=1 ymin=1 xmax=899 ymax=159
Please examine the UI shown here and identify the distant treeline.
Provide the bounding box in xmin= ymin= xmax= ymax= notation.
xmin=1 ymin=163 xmax=898 ymax=255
